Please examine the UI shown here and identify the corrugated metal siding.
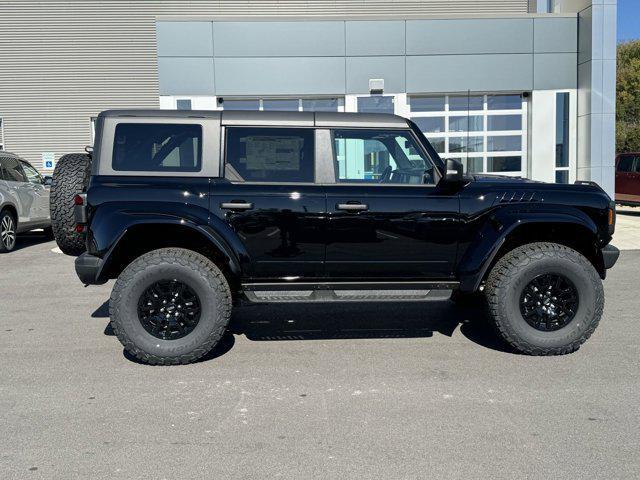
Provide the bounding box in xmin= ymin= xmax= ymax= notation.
xmin=0 ymin=0 xmax=528 ymax=169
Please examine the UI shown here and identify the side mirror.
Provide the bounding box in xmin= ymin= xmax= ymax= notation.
xmin=443 ymin=158 xmax=464 ymax=183
xmin=44 ymin=176 xmax=53 ymax=186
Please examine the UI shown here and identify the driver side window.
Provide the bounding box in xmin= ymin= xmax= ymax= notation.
xmin=332 ymin=129 xmax=434 ymax=185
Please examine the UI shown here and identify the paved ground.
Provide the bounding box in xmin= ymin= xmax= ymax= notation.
xmin=1 ymin=235 xmax=639 ymax=480
xmin=615 ymin=206 xmax=640 ymax=250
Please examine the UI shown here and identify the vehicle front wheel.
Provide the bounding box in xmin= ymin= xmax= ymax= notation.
xmin=109 ymin=248 xmax=232 ymax=365
xmin=485 ymin=242 xmax=604 ymax=355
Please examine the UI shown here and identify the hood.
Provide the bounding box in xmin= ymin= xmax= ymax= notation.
xmin=471 ymin=174 xmax=541 ymax=184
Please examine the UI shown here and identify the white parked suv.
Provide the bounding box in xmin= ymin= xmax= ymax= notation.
xmin=0 ymin=152 xmax=53 ymax=252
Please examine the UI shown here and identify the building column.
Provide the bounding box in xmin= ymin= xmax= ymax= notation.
xmin=575 ymin=0 xmax=617 ymax=196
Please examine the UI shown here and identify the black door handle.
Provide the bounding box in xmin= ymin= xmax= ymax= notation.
xmin=220 ymin=201 xmax=253 ymax=211
xmin=337 ymin=202 xmax=368 ymax=212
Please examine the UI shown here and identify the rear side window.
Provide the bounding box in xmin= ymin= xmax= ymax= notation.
xmin=1 ymin=157 xmax=27 ymax=182
xmin=618 ymin=156 xmax=634 ymax=172
xmin=224 ymin=127 xmax=314 ymax=183
xmin=112 ymin=123 xmax=202 ymax=172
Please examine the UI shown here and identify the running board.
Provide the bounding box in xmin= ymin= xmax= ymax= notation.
xmin=241 ymin=281 xmax=458 ymax=303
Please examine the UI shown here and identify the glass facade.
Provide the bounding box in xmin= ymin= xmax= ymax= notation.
xmin=410 ymin=94 xmax=526 ymax=175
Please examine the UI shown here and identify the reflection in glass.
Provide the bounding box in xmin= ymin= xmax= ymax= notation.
xmin=302 ymin=98 xmax=339 ymax=112
xmin=487 ymin=156 xmax=521 ymax=172
xmin=409 ymin=96 xmax=445 ymax=112
xmin=487 ymin=94 xmax=522 ymax=110
xmin=449 ymin=95 xmax=483 ymax=111
xmin=263 ymin=99 xmax=300 ymax=111
xmin=412 ymin=116 xmax=445 ymax=133
xmin=449 ymin=115 xmax=483 ymax=132
xmin=487 ymin=135 xmax=521 ymax=152
xmin=357 ymin=96 xmax=394 ymax=114
xmin=428 ymin=137 xmax=445 ymax=153
xmin=223 ymin=99 xmax=260 ymax=110
xmin=487 ymin=115 xmax=522 ymax=131
xmin=556 ymin=92 xmax=570 ymax=168
xmin=449 ymin=136 xmax=483 ymax=153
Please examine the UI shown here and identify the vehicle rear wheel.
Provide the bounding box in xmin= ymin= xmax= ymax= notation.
xmin=0 ymin=209 xmax=17 ymax=253
xmin=485 ymin=242 xmax=604 ymax=355
xmin=109 ymin=248 xmax=232 ymax=365
xmin=50 ymin=153 xmax=91 ymax=256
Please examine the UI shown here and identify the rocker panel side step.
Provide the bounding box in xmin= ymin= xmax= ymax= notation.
xmin=241 ymin=281 xmax=458 ymax=303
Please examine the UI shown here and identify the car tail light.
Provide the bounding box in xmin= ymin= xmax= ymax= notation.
xmin=75 ymin=224 xmax=86 ymax=233
xmin=74 ymin=194 xmax=85 ymax=206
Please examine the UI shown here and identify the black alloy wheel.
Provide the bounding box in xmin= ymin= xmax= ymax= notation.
xmin=137 ymin=279 xmax=202 ymax=340
xmin=519 ymin=273 xmax=579 ymax=332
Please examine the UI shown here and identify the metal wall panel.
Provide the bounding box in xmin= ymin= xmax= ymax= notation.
xmin=346 ymin=56 xmax=405 ymax=93
xmin=406 ymin=19 xmax=534 ymax=55
xmin=214 ymin=57 xmax=346 ymax=96
xmin=533 ymin=17 xmax=578 ymax=53
xmin=533 ymin=53 xmax=578 ymax=89
xmin=406 ymin=54 xmax=534 ymax=92
xmin=213 ymin=21 xmax=345 ymax=57
xmin=345 ymin=21 xmax=405 ymax=56
xmin=157 ymin=21 xmax=213 ymax=57
xmin=158 ymin=58 xmax=215 ymax=95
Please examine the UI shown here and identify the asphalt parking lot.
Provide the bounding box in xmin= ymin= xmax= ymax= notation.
xmin=1 ymin=235 xmax=640 ymax=480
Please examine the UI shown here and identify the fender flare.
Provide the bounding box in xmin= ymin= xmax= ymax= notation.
xmin=457 ymin=208 xmax=599 ymax=292
xmin=94 ymin=214 xmax=245 ymax=282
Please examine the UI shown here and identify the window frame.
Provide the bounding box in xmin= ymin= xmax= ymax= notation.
xmin=327 ymin=127 xmax=440 ymax=187
xmin=19 ymin=160 xmax=44 ymax=185
xmin=407 ymin=93 xmax=527 ymax=176
xmin=112 ymin=122 xmax=203 ymax=173
xmin=97 ymin=116 xmax=220 ymax=178
xmin=222 ymin=125 xmax=318 ymax=185
xmin=0 ymin=117 xmax=4 ymax=151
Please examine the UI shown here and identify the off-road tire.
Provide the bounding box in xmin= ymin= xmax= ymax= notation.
xmin=109 ymin=248 xmax=232 ymax=365
xmin=50 ymin=153 xmax=91 ymax=256
xmin=0 ymin=209 xmax=17 ymax=253
xmin=485 ymin=242 xmax=604 ymax=355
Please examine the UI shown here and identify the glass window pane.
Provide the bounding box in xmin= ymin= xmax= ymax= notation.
xmin=113 ymin=124 xmax=202 ymax=172
xmin=21 ymin=161 xmax=42 ymax=184
xmin=225 ymin=127 xmax=314 ymax=183
xmin=487 ymin=94 xmax=522 ymax=110
xmin=487 ymin=156 xmax=521 ymax=172
xmin=357 ymin=96 xmax=394 ymax=114
xmin=1 ymin=157 xmax=27 ymax=182
xmin=332 ymin=129 xmax=434 ymax=185
xmin=301 ymin=98 xmax=339 ymax=112
xmin=263 ymin=99 xmax=300 ymax=111
xmin=487 ymin=115 xmax=522 ymax=131
xmin=409 ymin=96 xmax=445 ymax=112
xmin=487 ymin=135 xmax=521 ymax=152
xmin=412 ymin=117 xmax=445 ymax=133
xmin=555 ymin=92 xmax=570 ymax=168
xmin=463 ymin=157 xmax=484 ymax=173
xmin=618 ymin=156 xmax=633 ymax=172
xmin=223 ymin=99 xmax=260 ymax=110
xmin=176 ymin=99 xmax=192 ymax=110
xmin=428 ymin=137 xmax=445 ymax=154
xmin=555 ymin=170 xmax=569 ymax=184
xmin=449 ymin=115 xmax=483 ymax=132
xmin=449 ymin=136 xmax=483 ymax=153
xmin=449 ymin=95 xmax=483 ymax=111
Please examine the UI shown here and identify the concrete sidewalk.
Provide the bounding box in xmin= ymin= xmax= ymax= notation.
xmin=613 ymin=206 xmax=640 ymax=250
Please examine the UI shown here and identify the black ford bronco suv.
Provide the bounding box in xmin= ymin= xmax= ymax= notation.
xmin=51 ymin=110 xmax=619 ymax=364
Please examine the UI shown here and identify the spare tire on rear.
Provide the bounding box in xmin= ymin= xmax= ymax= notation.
xmin=50 ymin=153 xmax=91 ymax=256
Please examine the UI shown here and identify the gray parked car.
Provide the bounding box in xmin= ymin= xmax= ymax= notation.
xmin=0 ymin=152 xmax=53 ymax=252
